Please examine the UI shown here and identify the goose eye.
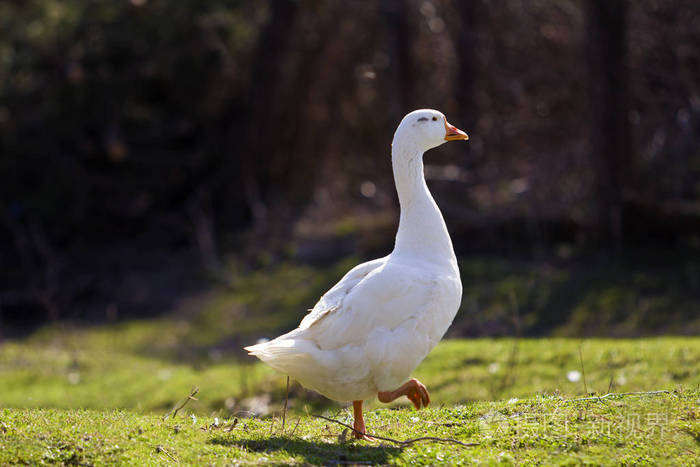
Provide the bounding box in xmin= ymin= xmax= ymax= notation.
xmin=432 ymin=116 xmax=438 ymax=121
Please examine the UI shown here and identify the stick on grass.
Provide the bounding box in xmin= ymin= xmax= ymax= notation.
xmin=163 ymin=386 xmax=199 ymax=420
xmin=282 ymin=375 xmax=290 ymax=433
xmin=564 ymin=389 xmax=672 ymax=403
xmin=312 ymin=414 xmax=479 ymax=448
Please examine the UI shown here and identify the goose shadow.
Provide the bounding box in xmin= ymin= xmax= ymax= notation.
xmin=210 ymin=435 xmax=402 ymax=465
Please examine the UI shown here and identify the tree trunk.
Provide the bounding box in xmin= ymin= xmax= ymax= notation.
xmin=451 ymin=0 xmax=478 ymax=131
xmin=381 ymin=0 xmax=417 ymax=112
xmin=586 ymin=0 xmax=632 ymax=253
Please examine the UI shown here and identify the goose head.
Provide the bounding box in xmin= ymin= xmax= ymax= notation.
xmin=393 ymin=109 xmax=469 ymax=152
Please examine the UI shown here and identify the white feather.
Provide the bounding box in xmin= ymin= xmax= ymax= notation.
xmin=245 ymin=109 xmax=463 ymax=402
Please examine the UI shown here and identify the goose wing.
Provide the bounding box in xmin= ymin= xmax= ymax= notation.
xmin=298 ymin=259 xmax=455 ymax=351
xmin=299 ymin=256 xmax=387 ymax=330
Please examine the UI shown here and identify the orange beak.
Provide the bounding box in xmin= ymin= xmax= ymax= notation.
xmin=444 ymin=117 xmax=469 ymax=141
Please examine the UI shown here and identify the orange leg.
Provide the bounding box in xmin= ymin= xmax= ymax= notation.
xmin=352 ymin=400 xmax=375 ymax=441
xmin=377 ymin=378 xmax=430 ymax=409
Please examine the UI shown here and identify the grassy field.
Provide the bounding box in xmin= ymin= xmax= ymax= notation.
xmin=1 ymin=258 xmax=699 ymax=464
xmin=1 ymin=318 xmax=699 ymax=464
xmin=1 ymin=323 xmax=699 ymax=413
xmin=1 ymin=390 xmax=698 ymax=465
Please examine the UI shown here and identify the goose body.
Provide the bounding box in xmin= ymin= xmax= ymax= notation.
xmin=245 ymin=109 xmax=468 ymax=438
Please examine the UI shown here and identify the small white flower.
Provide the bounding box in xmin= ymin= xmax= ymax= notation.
xmin=488 ymin=363 xmax=500 ymax=374
xmin=67 ymin=371 xmax=80 ymax=385
xmin=411 ymin=416 xmax=419 ymax=422
xmin=508 ymin=397 xmax=518 ymax=404
xmin=567 ymin=370 xmax=582 ymax=382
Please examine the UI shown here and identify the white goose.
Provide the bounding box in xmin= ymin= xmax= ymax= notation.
xmin=245 ymin=109 xmax=468 ymax=439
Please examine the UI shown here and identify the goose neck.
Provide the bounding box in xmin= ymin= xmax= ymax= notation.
xmin=391 ymin=141 xmax=457 ymax=267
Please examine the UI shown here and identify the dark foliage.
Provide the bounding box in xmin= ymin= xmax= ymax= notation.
xmin=1 ymin=0 xmax=699 ymax=334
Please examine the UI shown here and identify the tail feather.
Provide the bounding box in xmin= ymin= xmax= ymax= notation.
xmin=245 ymin=338 xmax=369 ymax=402
xmin=245 ymin=338 xmax=318 ymax=376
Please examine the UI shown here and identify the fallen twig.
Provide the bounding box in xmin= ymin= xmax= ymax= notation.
xmin=163 ymin=386 xmax=200 ymax=420
xmin=290 ymin=417 xmax=301 ymax=437
xmin=282 ymin=375 xmax=290 ymax=433
xmin=312 ymin=414 xmax=479 ymax=448
xmin=155 ymin=445 xmax=178 ymax=462
xmin=564 ymin=390 xmax=672 ymax=403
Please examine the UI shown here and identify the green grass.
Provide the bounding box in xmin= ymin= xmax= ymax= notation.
xmin=453 ymin=256 xmax=700 ymax=337
xmin=1 ymin=390 xmax=698 ymax=465
xmin=1 ymin=327 xmax=698 ymax=415
xmin=1 ymin=255 xmax=699 ymax=464
xmin=1 ymin=322 xmax=699 ymax=464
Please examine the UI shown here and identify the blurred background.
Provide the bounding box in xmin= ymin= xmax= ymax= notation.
xmin=1 ymin=0 xmax=700 ymax=343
